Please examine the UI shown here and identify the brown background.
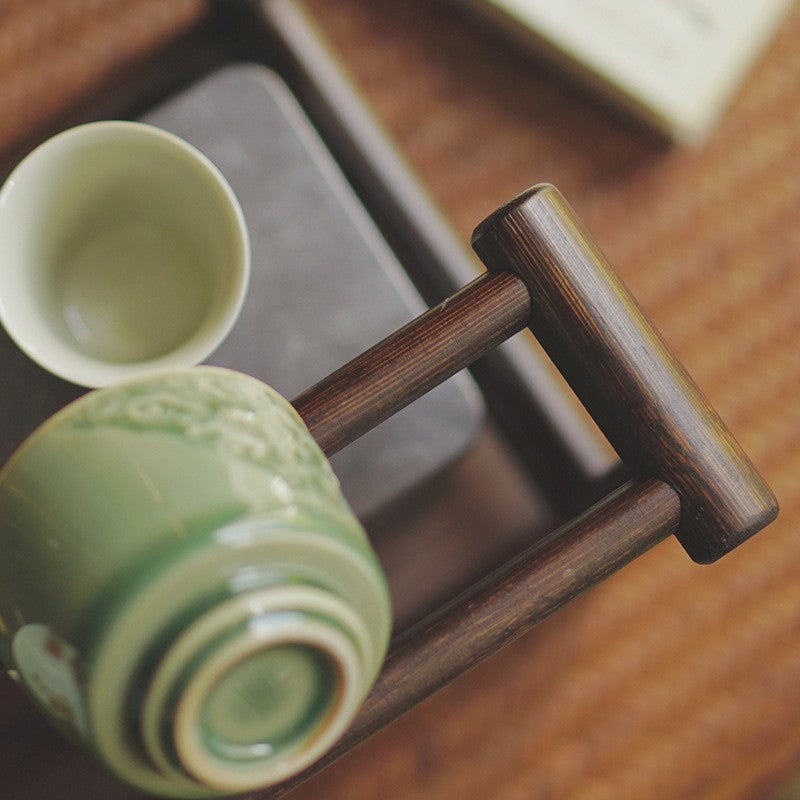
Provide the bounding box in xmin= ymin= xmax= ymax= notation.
xmin=2 ymin=1 xmax=800 ymax=798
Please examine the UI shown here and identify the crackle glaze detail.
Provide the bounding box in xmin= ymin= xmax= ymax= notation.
xmin=69 ymin=370 xmax=342 ymax=501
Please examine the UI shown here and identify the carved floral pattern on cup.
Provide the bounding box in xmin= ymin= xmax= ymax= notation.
xmin=69 ymin=370 xmax=341 ymax=501
xmin=0 ymin=368 xmax=391 ymax=796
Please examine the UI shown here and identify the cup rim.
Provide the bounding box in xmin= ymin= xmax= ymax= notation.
xmin=0 ymin=120 xmax=251 ymax=388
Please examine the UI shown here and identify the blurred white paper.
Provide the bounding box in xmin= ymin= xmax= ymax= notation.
xmin=466 ymin=0 xmax=794 ymax=144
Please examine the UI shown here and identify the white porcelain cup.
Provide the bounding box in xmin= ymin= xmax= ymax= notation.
xmin=0 ymin=121 xmax=250 ymax=387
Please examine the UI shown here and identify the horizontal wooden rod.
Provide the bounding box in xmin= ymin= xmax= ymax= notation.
xmin=291 ymin=270 xmax=531 ymax=455
xmin=257 ymin=477 xmax=681 ymax=798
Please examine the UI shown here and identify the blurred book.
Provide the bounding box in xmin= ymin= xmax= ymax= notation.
xmin=459 ymin=0 xmax=795 ymax=144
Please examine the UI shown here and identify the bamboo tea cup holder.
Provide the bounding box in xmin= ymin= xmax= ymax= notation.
xmin=276 ymin=183 xmax=778 ymax=796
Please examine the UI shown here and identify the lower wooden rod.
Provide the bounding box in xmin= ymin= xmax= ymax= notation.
xmin=291 ymin=270 xmax=531 ymax=455
xmin=257 ymin=477 xmax=681 ymax=798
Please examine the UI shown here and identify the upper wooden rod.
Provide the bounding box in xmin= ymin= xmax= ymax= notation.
xmin=472 ymin=184 xmax=778 ymax=562
xmin=292 ymin=269 xmax=530 ymax=455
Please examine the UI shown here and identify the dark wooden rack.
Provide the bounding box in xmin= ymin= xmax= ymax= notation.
xmin=276 ymin=183 xmax=777 ymax=797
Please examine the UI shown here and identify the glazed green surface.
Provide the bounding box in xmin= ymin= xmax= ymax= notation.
xmin=0 ymin=368 xmax=371 ymax=641
xmin=0 ymin=367 xmax=391 ymax=797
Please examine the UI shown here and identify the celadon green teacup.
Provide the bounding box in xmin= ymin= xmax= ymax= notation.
xmin=0 ymin=366 xmax=391 ymax=797
xmin=0 ymin=121 xmax=250 ymax=388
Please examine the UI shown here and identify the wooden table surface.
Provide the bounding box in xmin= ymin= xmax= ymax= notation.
xmin=3 ymin=1 xmax=800 ymax=798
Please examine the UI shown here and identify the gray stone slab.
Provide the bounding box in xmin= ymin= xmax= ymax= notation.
xmin=143 ymin=64 xmax=484 ymax=516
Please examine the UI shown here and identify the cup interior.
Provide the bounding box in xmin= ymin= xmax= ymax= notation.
xmin=0 ymin=122 xmax=249 ymax=386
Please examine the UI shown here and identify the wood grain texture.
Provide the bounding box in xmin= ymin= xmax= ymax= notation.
xmin=472 ymin=184 xmax=778 ymax=562
xmin=292 ymin=270 xmax=530 ymax=455
xmin=264 ymin=2 xmax=800 ymax=797
xmin=282 ymin=175 xmax=776 ymax=790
